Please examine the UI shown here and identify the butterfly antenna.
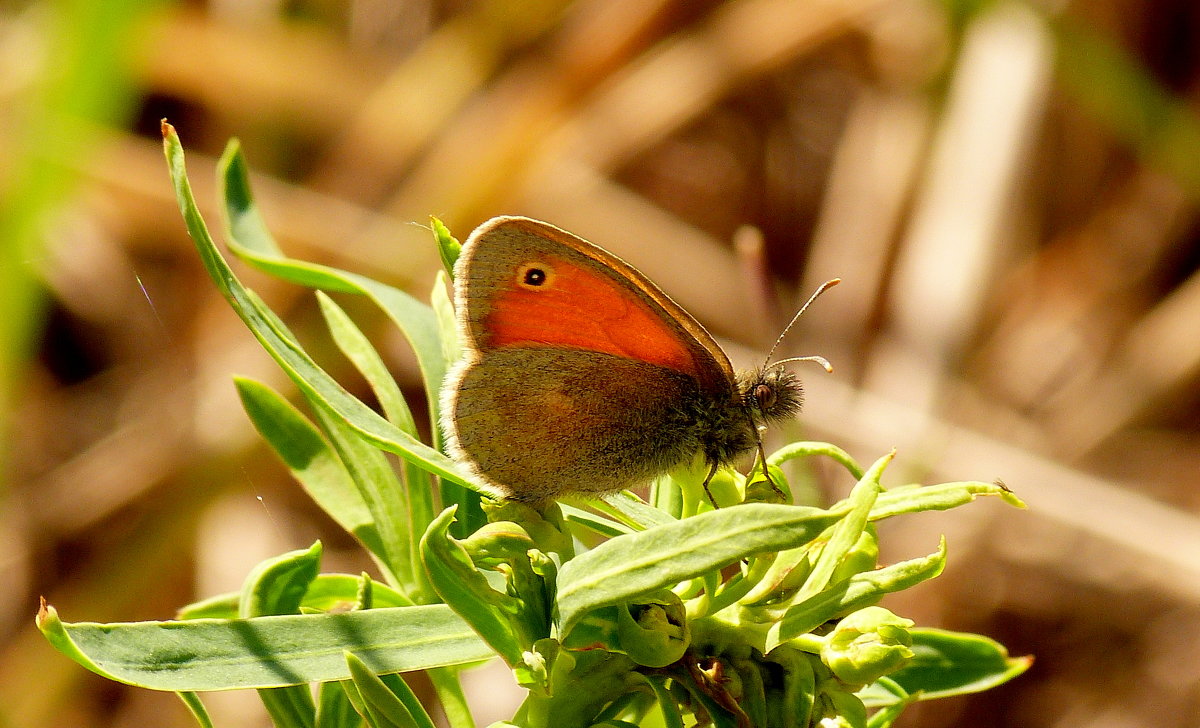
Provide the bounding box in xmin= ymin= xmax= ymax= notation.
xmin=769 ymin=354 xmax=834 ymax=373
xmin=762 ymin=278 xmax=841 ymax=368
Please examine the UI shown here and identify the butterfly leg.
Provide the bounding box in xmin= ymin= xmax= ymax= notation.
xmin=755 ymin=441 xmax=787 ymax=500
xmin=701 ymin=461 xmax=722 ymax=508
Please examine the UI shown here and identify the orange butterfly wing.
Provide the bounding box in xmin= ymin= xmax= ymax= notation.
xmin=457 ymin=216 xmax=735 ymax=393
xmin=484 ymin=254 xmax=699 ymax=376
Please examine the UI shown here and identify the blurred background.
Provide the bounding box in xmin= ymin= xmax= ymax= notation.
xmin=2 ymin=0 xmax=1199 ymax=726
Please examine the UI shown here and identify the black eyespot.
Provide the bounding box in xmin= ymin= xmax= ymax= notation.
xmin=524 ymin=268 xmax=547 ymax=286
xmin=517 ymin=262 xmax=554 ymax=290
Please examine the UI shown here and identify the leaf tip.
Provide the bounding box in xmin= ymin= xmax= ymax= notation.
xmin=36 ymin=596 xmax=55 ymax=629
xmin=993 ymin=479 xmax=1028 ymax=509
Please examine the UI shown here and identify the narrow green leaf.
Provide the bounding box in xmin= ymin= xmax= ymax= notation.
xmin=431 ymin=217 xmax=462 ymax=275
xmin=431 ymin=270 xmax=460 ymax=366
xmin=594 ymin=492 xmax=678 ymax=530
xmin=559 ymin=505 xmax=634 ymax=538
xmin=796 ymin=452 xmax=888 ymax=600
xmin=428 ymin=667 xmax=476 ymax=728
xmin=161 ymin=124 xmax=485 ymax=496
xmin=180 ymin=575 xmax=413 ymax=621
xmin=420 ymin=508 xmax=526 ymax=666
xmin=766 ymin=539 xmax=947 ymax=651
xmin=240 ymin=542 xmax=323 ymax=618
xmin=345 ymin=653 xmax=430 ymax=728
xmin=768 ymin=441 xmax=865 ymax=480
xmin=555 ymin=504 xmax=842 ymax=635
xmin=177 ymin=593 xmax=240 ymax=621
xmin=177 ymin=691 xmax=214 ymax=728
xmin=235 ymin=377 xmax=388 ymax=561
xmin=38 ymin=601 xmax=492 ymax=691
xmin=649 ymin=473 xmax=684 ymax=519
xmin=863 ymin=679 xmax=914 ymax=728
xmin=643 ymin=675 xmax=685 ymax=728
xmin=309 ymin=399 xmax=416 ymax=595
xmin=316 ymin=292 xmax=418 ymax=439
xmin=870 ymin=481 xmax=1025 ymax=520
xmin=240 ymin=545 xmax=321 ymax=728
xmin=702 ymin=554 xmax=775 ymax=615
xmin=217 ymin=140 xmax=448 ymax=423
xmin=317 ymin=680 xmax=363 ymax=728
xmin=379 ymin=673 xmax=437 ymax=728
xmin=261 ymin=685 xmax=317 ymax=728
xmin=859 ymin=629 xmax=1032 ymax=705
xmin=866 ymin=702 xmax=908 ymax=728
xmin=316 ymin=292 xmax=441 ymax=578
xmin=760 ymin=649 xmax=815 ymax=728
xmin=302 ymin=575 xmax=414 ymax=610
xmin=340 ymin=679 xmax=371 ymax=726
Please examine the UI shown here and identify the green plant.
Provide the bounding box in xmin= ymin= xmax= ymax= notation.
xmin=37 ymin=123 xmax=1030 ymax=728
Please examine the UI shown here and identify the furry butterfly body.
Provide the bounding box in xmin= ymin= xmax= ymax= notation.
xmin=441 ymin=216 xmax=802 ymax=503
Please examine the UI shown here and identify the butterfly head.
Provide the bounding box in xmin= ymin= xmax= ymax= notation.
xmin=738 ymin=366 xmax=803 ymax=426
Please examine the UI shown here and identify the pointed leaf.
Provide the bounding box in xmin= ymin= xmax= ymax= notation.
xmin=420 ymin=508 xmax=525 ymax=666
xmin=217 ymin=140 xmax=447 ymax=426
xmin=859 ymin=629 xmax=1032 ymax=706
xmin=235 ymin=378 xmax=388 ymax=559
xmin=431 ymin=217 xmax=461 ymax=276
xmin=161 ymin=123 xmax=487 ymax=496
xmin=870 ymin=481 xmax=1026 ymax=520
xmin=316 ymin=292 xmax=418 ymax=439
xmin=240 ymin=542 xmax=323 ymax=618
xmin=796 ymin=452 xmax=887 ymax=600
xmin=427 ymin=668 xmax=475 ymax=728
xmin=316 ymin=680 xmax=363 ymax=728
xmin=766 ymin=539 xmax=947 ymax=651
xmin=556 ymin=504 xmax=842 ymax=635
xmin=38 ymin=600 xmax=492 ymax=691
xmin=177 ymin=692 xmax=214 ymax=728
xmin=346 ymin=652 xmax=433 ymax=728
xmin=308 ymin=400 xmax=416 ymax=594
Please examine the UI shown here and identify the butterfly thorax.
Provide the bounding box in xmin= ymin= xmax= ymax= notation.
xmin=685 ymin=367 xmax=799 ymax=471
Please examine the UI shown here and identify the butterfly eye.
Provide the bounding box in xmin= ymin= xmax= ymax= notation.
xmin=753 ymin=383 xmax=777 ymax=411
xmin=517 ymin=262 xmax=554 ymax=290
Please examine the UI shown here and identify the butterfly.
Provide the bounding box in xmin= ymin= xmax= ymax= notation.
xmin=441 ymin=216 xmax=834 ymax=504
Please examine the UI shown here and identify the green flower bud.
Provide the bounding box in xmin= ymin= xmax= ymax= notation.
xmin=703 ymin=467 xmax=744 ymax=509
xmin=483 ymin=500 xmax=574 ymax=559
xmin=820 ymin=607 xmax=914 ymax=686
xmin=459 ymin=521 xmax=535 ymax=567
xmin=744 ymin=463 xmax=790 ymax=504
xmin=615 ymin=590 xmax=690 ymax=667
xmin=560 ymin=591 xmax=689 ymax=668
xmin=513 ymin=638 xmax=569 ymax=695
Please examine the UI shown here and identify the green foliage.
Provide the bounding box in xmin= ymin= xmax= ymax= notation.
xmin=36 ymin=126 xmax=1031 ymax=727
